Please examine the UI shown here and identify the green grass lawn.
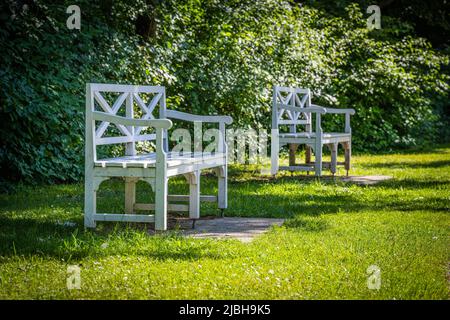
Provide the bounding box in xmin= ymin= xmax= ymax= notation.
xmin=0 ymin=146 xmax=449 ymax=299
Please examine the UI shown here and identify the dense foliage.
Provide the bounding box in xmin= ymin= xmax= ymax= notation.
xmin=304 ymin=0 xmax=450 ymax=48
xmin=1 ymin=0 xmax=449 ymax=185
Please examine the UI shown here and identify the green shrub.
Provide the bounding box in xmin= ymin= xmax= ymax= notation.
xmin=0 ymin=0 xmax=448 ymax=186
xmin=0 ymin=0 xmax=170 ymax=185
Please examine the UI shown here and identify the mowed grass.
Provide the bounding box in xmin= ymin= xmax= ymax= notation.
xmin=0 ymin=146 xmax=449 ymax=299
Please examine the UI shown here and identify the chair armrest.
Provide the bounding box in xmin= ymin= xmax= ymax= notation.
xmin=166 ymin=110 xmax=233 ymax=124
xmin=92 ymin=111 xmax=173 ymax=129
xmin=311 ymin=104 xmax=355 ymax=115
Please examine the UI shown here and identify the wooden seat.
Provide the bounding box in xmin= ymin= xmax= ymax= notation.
xmin=84 ymin=83 xmax=232 ymax=230
xmin=95 ymin=152 xmax=225 ymax=172
xmin=279 ymin=132 xmax=351 ymax=140
xmin=271 ymin=86 xmax=355 ymax=176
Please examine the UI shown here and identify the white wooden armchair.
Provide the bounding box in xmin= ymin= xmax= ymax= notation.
xmin=84 ymin=83 xmax=232 ymax=231
xmin=271 ymin=86 xmax=355 ymax=176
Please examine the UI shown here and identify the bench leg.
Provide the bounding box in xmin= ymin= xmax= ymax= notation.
xmin=270 ymin=129 xmax=279 ymax=175
xmin=188 ymin=170 xmax=201 ymax=219
xmin=217 ymin=166 xmax=227 ymax=211
xmin=289 ymin=143 xmax=298 ymax=166
xmin=84 ymin=176 xmax=97 ymax=228
xmin=305 ymin=145 xmax=312 ymax=164
xmin=124 ymin=177 xmax=137 ymax=214
xmin=305 ymin=145 xmax=312 ymax=175
xmin=330 ymin=143 xmax=338 ymax=175
xmin=155 ymin=176 xmax=168 ymax=231
xmin=344 ymin=141 xmax=351 ymax=176
xmin=84 ymin=176 xmax=108 ymax=228
xmin=314 ymin=143 xmax=323 ymax=177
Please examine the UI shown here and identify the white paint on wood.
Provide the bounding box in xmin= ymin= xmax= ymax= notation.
xmin=186 ymin=170 xmax=201 ymax=219
xmin=134 ymin=203 xmax=189 ymax=212
xmin=215 ymin=166 xmax=227 ymax=209
xmin=84 ymin=83 xmax=232 ymax=231
xmin=166 ymin=110 xmax=232 ymax=124
xmin=93 ymin=213 xmax=155 ymax=223
xmin=271 ymin=86 xmax=354 ymax=177
xmin=167 ymin=195 xmax=217 ymax=202
xmin=154 ymin=126 xmax=168 ymax=231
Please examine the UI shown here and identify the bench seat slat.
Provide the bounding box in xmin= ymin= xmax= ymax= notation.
xmin=279 ymin=132 xmax=351 ymax=139
xmin=95 ymin=152 xmax=226 ymax=168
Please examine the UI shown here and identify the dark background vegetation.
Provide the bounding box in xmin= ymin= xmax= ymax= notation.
xmin=0 ymin=0 xmax=449 ymax=187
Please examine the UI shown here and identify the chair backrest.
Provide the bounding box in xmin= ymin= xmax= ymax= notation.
xmin=86 ymin=83 xmax=167 ymax=160
xmin=272 ymin=86 xmax=312 ymax=134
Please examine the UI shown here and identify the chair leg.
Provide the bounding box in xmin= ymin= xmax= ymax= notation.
xmin=270 ymin=129 xmax=279 ymax=175
xmin=344 ymin=141 xmax=351 ymax=176
xmin=84 ymin=176 xmax=97 ymax=228
xmin=188 ymin=170 xmax=201 ymax=220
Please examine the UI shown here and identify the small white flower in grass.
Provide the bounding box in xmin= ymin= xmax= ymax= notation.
xmin=268 ymin=269 xmax=274 ymax=275
xmin=101 ymin=242 xmax=109 ymax=249
xmin=432 ymin=236 xmax=438 ymax=240
xmin=56 ymin=220 xmax=77 ymax=227
xmin=123 ymin=276 xmax=128 ymax=281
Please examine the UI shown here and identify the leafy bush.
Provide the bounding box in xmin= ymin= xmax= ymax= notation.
xmin=156 ymin=1 xmax=449 ymax=151
xmin=0 ymin=0 xmax=170 ymax=186
xmin=0 ymin=0 xmax=448 ymax=186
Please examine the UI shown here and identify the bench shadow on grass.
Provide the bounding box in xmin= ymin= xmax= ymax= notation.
xmin=3 ymin=144 xmax=447 ymax=260
xmin=2 ymin=166 xmax=449 ymax=259
xmin=361 ymin=160 xmax=450 ymax=169
xmin=225 ymin=174 xmax=450 ymax=219
xmin=282 ymin=216 xmax=330 ymax=232
xmin=0 ymin=214 xmax=237 ymax=261
xmin=369 ymin=179 xmax=450 ymax=190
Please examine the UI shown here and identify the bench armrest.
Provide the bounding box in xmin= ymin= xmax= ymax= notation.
xmin=310 ymin=104 xmax=354 ymax=134
xmin=303 ymin=106 xmax=327 ymax=114
xmin=92 ymin=111 xmax=173 ymax=129
xmin=276 ymin=103 xmax=327 ymax=114
xmin=166 ymin=110 xmax=233 ymax=124
xmin=311 ymin=104 xmax=355 ymax=115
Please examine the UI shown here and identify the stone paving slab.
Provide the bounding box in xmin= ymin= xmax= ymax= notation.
xmin=175 ymin=217 xmax=285 ymax=243
xmin=145 ymin=176 xmax=391 ymax=240
xmin=340 ymin=175 xmax=393 ymax=185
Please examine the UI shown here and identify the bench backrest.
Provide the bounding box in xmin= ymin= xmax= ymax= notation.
xmin=272 ymin=86 xmax=312 ymax=134
xmin=86 ymin=83 xmax=167 ymax=161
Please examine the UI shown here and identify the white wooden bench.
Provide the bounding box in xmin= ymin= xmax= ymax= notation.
xmin=84 ymin=83 xmax=232 ymax=231
xmin=271 ymin=86 xmax=355 ymax=176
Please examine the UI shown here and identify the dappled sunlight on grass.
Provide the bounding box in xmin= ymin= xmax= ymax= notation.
xmin=0 ymin=145 xmax=449 ymax=299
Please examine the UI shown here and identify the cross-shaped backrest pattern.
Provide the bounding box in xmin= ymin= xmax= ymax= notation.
xmin=86 ymin=83 xmax=167 ymax=159
xmin=272 ymin=86 xmax=312 ymax=133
